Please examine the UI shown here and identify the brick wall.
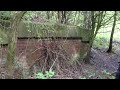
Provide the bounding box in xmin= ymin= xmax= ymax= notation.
xmin=0 ymin=38 xmax=89 ymax=67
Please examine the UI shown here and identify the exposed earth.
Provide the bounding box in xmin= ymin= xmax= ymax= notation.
xmin=53 ymin=41 xmax=120 ymax=79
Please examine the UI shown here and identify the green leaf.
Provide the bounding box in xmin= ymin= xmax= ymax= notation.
xmin=36 ymin=72 xmax=46 ymax=79
xmin=45 ymin=69 xmax=55 ymax=78
xmin=79 ymin=76 xmax=86 ymax=79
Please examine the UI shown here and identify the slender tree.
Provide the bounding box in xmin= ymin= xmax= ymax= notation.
xmin=107 ymin=11 xmax=117 ymax=53
xmin=6 ymin=11 xmax=26 ymax=78
xmin=57 ymin=11 xmax=71 ymax=24
xmin=84 ymin=11 xmax=113 ymax=63
xmin=46 ymin=11 xmax=50 ymax=20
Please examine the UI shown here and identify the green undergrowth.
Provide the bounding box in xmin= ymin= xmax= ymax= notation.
xmin=35 ymin=69 xmax=55 ymax=79
xmin=93 ymin=37 xmax=109 ymax=49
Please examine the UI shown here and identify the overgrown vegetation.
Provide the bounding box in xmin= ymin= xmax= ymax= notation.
xmin=0 ymin=11 xmax=120 ymax=79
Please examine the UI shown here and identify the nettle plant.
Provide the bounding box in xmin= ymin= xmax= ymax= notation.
xmin=35 ymin=69 xmax=55 ymax=79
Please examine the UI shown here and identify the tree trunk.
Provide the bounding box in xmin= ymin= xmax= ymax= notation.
xmin=61 ymin=11 xmax=67 ymax=24
xmin=107 ymin=11 xmax=117 ymax=53
xmin=83 ymin=11 xmax=92 ymax=30
xmin=83 ymin=11 xmax=93 ymax=64
xmin=6 ymin=11 xmax=26 ymax=78
xmin=57 ymin=11 xmax=67 ymax=24
xmin=84 ymin=47 xmax=91 ymax=64
xmin=58 ymin=11 xmax=62 ymax=24
xmin=46 ymin=11 xmax=50 ymax=20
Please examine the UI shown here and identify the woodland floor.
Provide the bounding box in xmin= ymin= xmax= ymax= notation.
xmin=53 ymin=41 xmax=120 ymax=79
xmin=0 ymin=41 xmax=120 ymax=79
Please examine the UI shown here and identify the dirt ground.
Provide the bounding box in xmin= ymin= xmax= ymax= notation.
xmin=53 ymin=41 xmax=120 ymax=79
xmin=91 ymin=41 xmax=120 ymax=72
